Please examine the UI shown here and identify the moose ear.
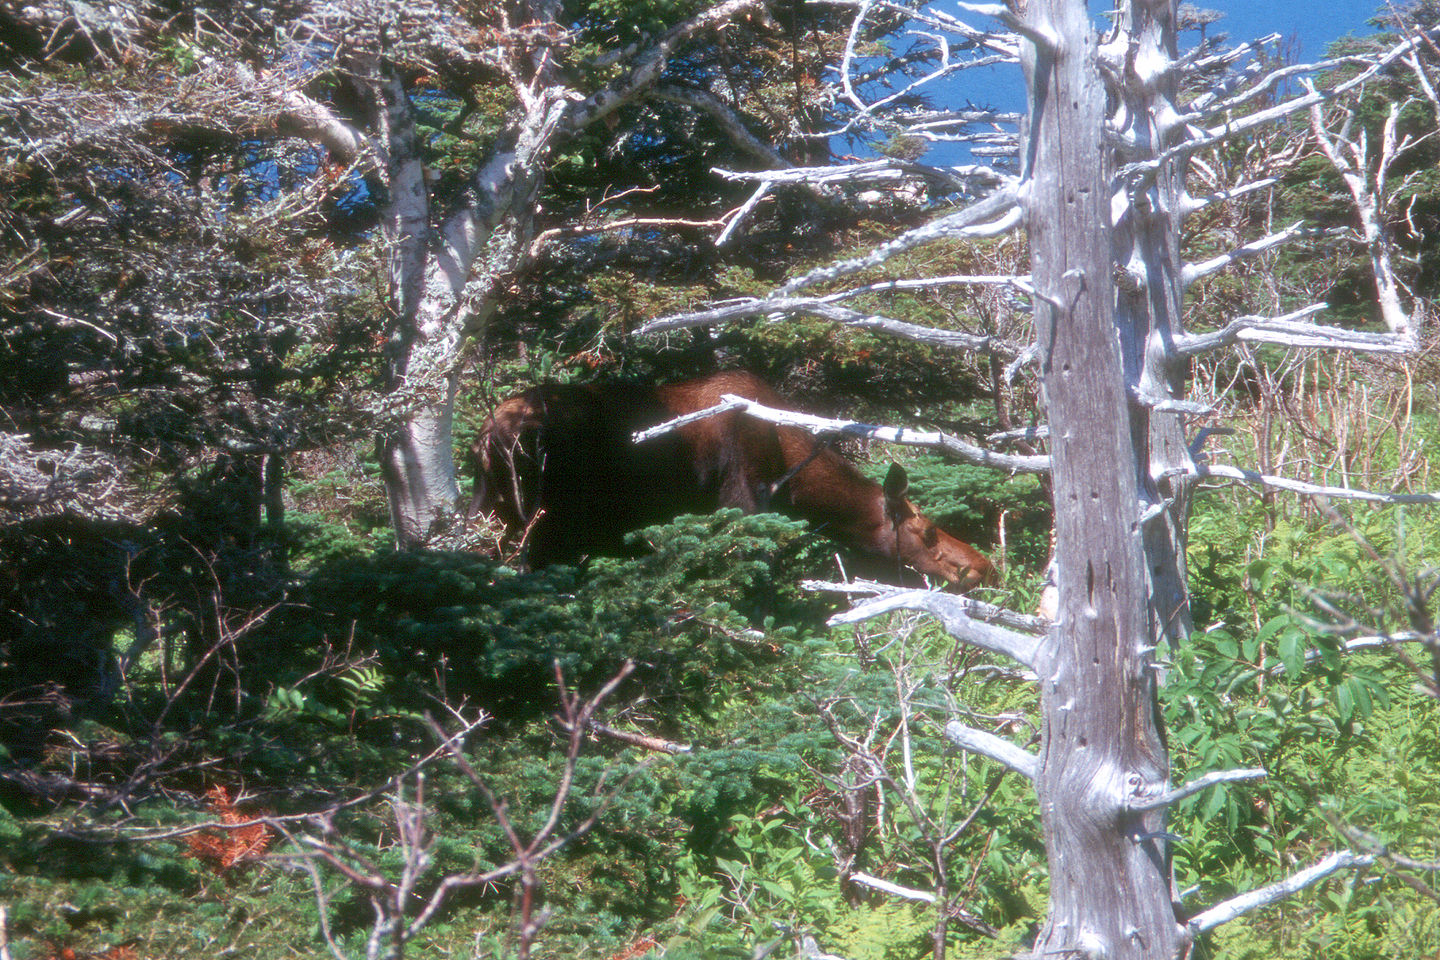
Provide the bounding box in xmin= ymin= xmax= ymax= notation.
xmin=883 ymin=463 xmax=914 ymax=523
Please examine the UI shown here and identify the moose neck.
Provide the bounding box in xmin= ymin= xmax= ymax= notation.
xmin=774 ymin=432 xmax=896 ymax=556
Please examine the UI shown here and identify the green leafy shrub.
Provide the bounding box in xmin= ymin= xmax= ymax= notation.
xmin=1167 ymin=488 xmax=1440 ymax=960
xmin=255 ymin=509 xmax=832 ymax=724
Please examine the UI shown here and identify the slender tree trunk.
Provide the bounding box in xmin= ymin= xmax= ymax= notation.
xmin=378 ymin=375 xmax=461 ymax=547
xmin=368 ymin=51 xmax=553 ymax=547
xmin=1022 ymin=1 xmax=1182 ymax=956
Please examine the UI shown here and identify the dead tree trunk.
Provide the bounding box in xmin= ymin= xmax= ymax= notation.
xmin=640 ymin=4 xmax=1438 ymax=953
xmin=1023 ymin=1 xmax=1181 ymax=956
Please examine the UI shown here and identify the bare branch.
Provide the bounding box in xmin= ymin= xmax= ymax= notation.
xmin=0 ymin=433 xmax=131 ymax=520
xmin=1403 ymin=47 xmax=1440 ymax=112
xmin=1264 ymin=633 xmax=1432 ymax=677
xmin=988 ymin=424 xmax=1048 ymax=445
xmin=1317 ymin=810 xmax=1440 ymax=903
xmin=805 ymin=579 xmax=1050 ymax=634
xmin=1180 ymin=177 xmax=1278 ymax=216
xmin=278 ymin=89 xmax=379 ymax=170
xmin=706 ymin=158 xmax=984 ymax=241
xmin=828 ymin=589 xmax=1042 ymax=669
xmin=1179 ymin=34 xmax=1283 ymax=108
xmin=1308 ymin=87 xmax=1417 ymax=334
xmin=529 ymin=213 xmax=731 ymax=257
xmin=1180 ymin=222 xmax=1321 ymax=287
xmin=720 ymin=393 xmax=1048 ymax=471
xmin=1172 ymin=305 xmax=1418 ymax=358
xmin=533 ymin=662 xmax=634 ymax=848
xmin=1192 ymin=463 xmax=1440 ymax=505
xmin=639 ymin=169 xmax=1022 ymax=338
xmin=100 ymin=709 xmax=491 ymax=848
xmin=715 ymin=181 xmax=771 ymax=246
xmin=820 ymin=0 xmax=1019 ymax=59
xmin=955 ymin=2 xmax=1057 ymax=51
xmin=630 ymin=398 xmax=749 ymax=442
xmin=837 ymin=0 xmax=877 ymax=113
xmin=716 ymin=159 xmax=1011 ymax=192
xmin=635 ymin=395 xmax=1049 ymax=474
xmin=402 ymin=663 xmax=639 ymax=940
xmin=850 ymin=871 xmax=936 ymax=903
xmin=637 ymin=296 xmax=1026 ymax=360
xmin=652 ymin=84 xmax=789 ymax=169
xmin=1126 ymin=767 xmax=1267 ymax=813
xmin=1188 ymin=850 xmax=1376 ymax=934
xmin=1185 ymin=49 xmax=1363 ymax=119
xmin=826 ymin=0 xmax=1017 ymax=140
xmin=776 ymin=188 xmax=1023 ymax=295
xmin=567 ymin=720 xmax=692 ymax=755
xmin=830 ymin=274 xmax=1027 ymax=298
xmin=565 ymin=0 xmax=774 ymax=132
xmin=942 ymin=720 xmax=1038 ymax=779
xmin=1122 ymin=27 xmax=1440 ymax=181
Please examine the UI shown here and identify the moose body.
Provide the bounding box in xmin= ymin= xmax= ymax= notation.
xmin=468 ymin=371 xmax=993 ymax=589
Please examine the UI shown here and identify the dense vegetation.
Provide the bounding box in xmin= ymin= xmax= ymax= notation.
xmin=2 ymin=3 xmax=1439 ymax=960
xmin=3 ymin=412 xmax=1438 ymax=959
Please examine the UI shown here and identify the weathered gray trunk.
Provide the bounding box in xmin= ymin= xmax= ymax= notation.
xmin=378 ymin=375 xmax=461 ymax=547
xmin=370 ymin=69 xmax=546 ymax=548
xmin=1111 ymin=0 xmax=1196 ymax=655
xmin=1022 ymin=1 xmax=1183 ymax=956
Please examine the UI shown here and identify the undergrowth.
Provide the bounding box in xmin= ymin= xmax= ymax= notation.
xmin=3 ymin=415 xmax=1439 ymax=960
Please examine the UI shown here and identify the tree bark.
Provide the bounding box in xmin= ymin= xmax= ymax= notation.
xmin=1022 ymin=1 xmax=1181 ymax=957
xmin=378 ymin=376 xmax=461 ymax=547
xmin=1109 ymin=0 xmax=1196 ymax=657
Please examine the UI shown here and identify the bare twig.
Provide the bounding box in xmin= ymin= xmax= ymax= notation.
xmin=635 ymin=395 xmax=1049 ymax=474
xmin=804 ymin=579 xmax=1050 ymax=634
xmin=1187 ymin=850 xmax=1376 ymax=934
xmin=567 ymin=719 xmax=692 ymax=755
xmin=942 ymin=720 xmax=1038 ymax=779
xmin=1125 ymin=767 xmax=1267 ymax=814
xmin=1172 ymin=305 xmax=1417 ymax=358
xmin=1191 ymin=463 xmax=1440 ymax=505
xmin=828 ymin=589 xmax=1042 ymax=669
xmin=850 ymin=871 xmax=936 ymax=902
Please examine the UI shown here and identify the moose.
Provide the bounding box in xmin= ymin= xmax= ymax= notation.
xmin=468 ymin=370 xmax=994 ymax=590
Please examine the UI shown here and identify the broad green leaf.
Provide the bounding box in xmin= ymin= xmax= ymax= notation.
xmin=1349 ymin=677 xmax=1373 ymax=718
xmin=1278 ymin=630 xmax=1305 ymax=678
xmin=1246 ymin=559 xmax=1274 ymax=590
xmin=1214 ymin=632 xmax=1239 ymax=659
xmin=759 ymin=879 xmax=794 ymax=902
xmin=1256 ymin=615 xmax=1289 ymax=644
xmin=1336 ymin=681 xmax=1355 ymax=722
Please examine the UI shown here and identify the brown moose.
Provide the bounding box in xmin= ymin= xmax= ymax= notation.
xmin=468 ymin=370 xmax=993 ymax=590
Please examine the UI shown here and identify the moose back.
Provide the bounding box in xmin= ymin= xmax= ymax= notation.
xmin=468 ymin=371 xmax=993 ymax=589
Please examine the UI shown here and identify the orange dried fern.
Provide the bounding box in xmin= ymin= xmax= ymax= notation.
xmin=39 ymin=944 xmax=141 ymax=960
xmin=606 ymin=937 xmax=658 ymax=960
xmin=181 ymin=785 xmax=272 ymax=872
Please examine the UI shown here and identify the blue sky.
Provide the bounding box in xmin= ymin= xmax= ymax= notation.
xmin=1208 ymin=0 xmax=1384 ymax=60
xmin=905 ymin=1 xmax=1393 ymax=161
